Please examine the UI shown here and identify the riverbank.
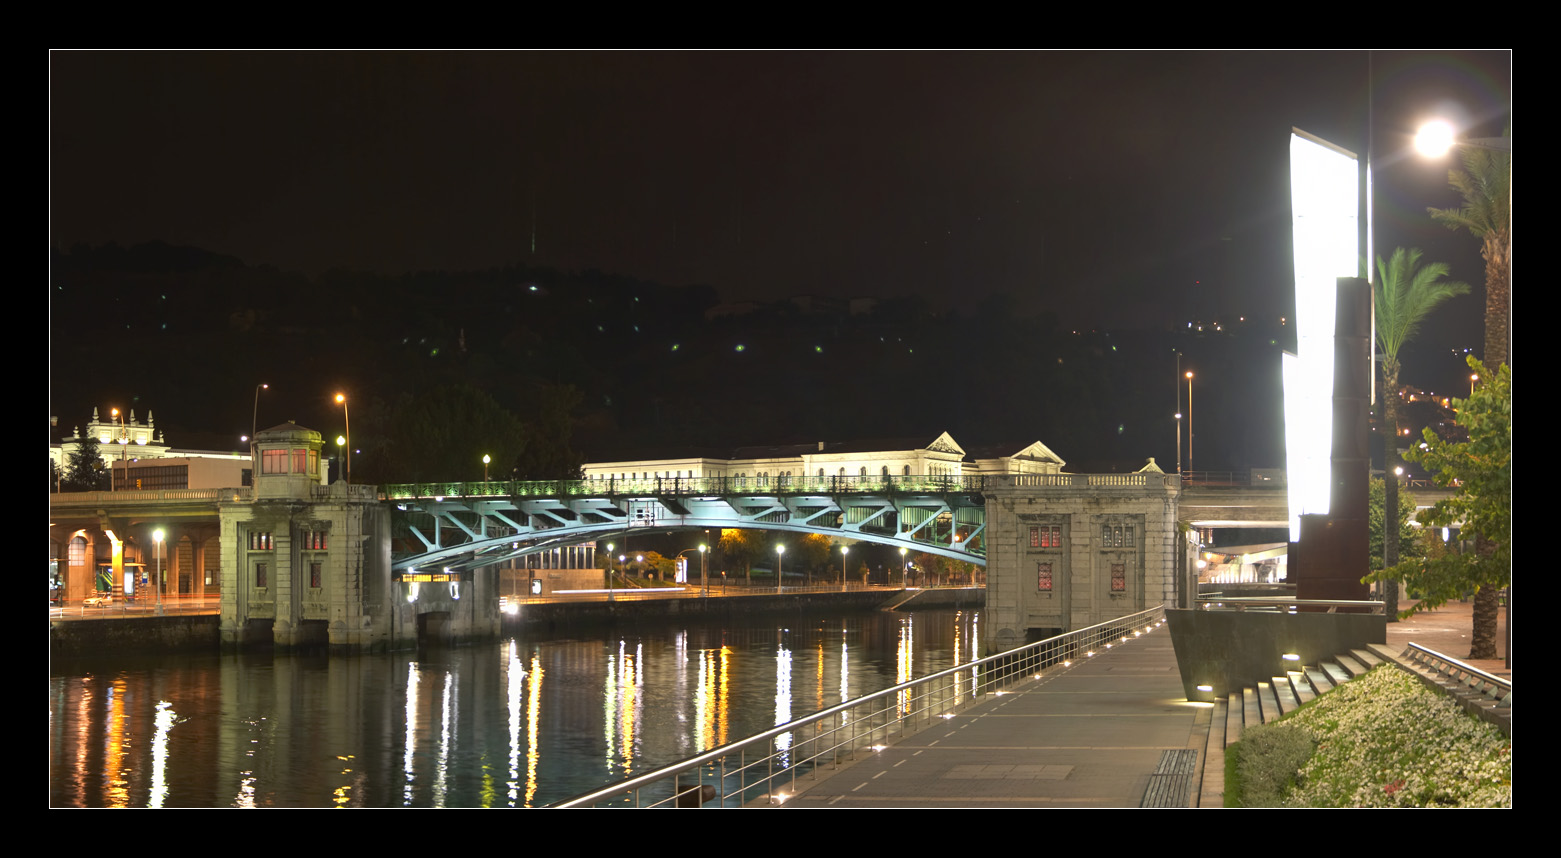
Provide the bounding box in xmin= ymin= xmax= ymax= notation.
xmin=49 ymin=586 xmax=987 ymax=660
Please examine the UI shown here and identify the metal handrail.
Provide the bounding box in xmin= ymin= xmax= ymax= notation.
xmin=551 ymin=606 xmax=1166 ymax=808
xmin=1196 ymin=597 xmax=1385 ymax=614
xmin=1402 ymin=643 xmax=1512 ymax=706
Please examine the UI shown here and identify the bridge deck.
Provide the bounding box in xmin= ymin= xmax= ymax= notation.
xmin=776 ymin=627 xmax=1207 ymax=808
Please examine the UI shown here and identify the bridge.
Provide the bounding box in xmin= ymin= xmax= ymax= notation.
xmin=73 ymin=422 xmax=1455 ymax=653
xmin=382 ymin=474 xmax=989 ymax=574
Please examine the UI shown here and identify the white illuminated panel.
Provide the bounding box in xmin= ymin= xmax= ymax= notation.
xmin=1286 ymin=130 xmax=1359 ymax=538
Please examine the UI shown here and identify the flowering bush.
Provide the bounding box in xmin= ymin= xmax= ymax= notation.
xmin=1248 ymin=666 xmax=1511 ymax=807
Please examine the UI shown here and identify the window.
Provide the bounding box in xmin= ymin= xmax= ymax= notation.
xmin=1111 ymin=563 xmax=1126 ymax=592
xmin=860 ymin=467 xmax=867 ymax=477
xmin=302 ymin=530 xmax=327 ymax=550
xmin=1102 ymin=525 xmax=1129 ymax=547
xmin=256 ymin=562 xmax=268 ymax=589
xmin=1037 ymin=562 xmax=1053 ymax=591
xmin=70 ymin=536 xmax=86 ymax=568
xmin=1031 ymin=526 xmax=1062 ymax=548
xmin=249 ymin=531 xmax=273 ymax=551
xmin=903 ymin=465 xmax=911 ymax=476
xmin=310 ymin=562 xmax=322 ymax=589
xmin=262 ymin=449 xmax=288 ymax=473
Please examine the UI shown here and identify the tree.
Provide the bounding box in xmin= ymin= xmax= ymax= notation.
xmin=1368 ymin=358 xmax=1508 ymax=659
xmin=1427 ymin=131 xmax=1510 ymax=658
xmin=1372 ymin=247 xmax=1469 ymax=617
xmin=63 ymin=437 xmax=108 ymax=492
xmin=717 ymin=529 xmax=765 ymax=587
xmin=1428 ymin=131 xmax=1510 ymax=370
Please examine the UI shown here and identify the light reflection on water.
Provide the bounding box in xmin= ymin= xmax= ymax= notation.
xmin=49 ymin=608 xmax=981 ymax=807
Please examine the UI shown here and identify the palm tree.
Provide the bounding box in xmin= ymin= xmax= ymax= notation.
xmin=1373 ymin=248 xmax=1470 ymax=619
xmin=1427 ymin=133 xmax=1510 ymax=369
xmin=1427 ymin=129 xmax=1509 ymax=659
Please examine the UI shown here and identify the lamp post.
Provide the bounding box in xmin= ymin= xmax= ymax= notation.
xmin=335 ymin=393 xmax=351 ymax=484
xmin=775 ymin=544 xmax=785 ymax=593
xmin=699 ymin=543 xmax=708 ymax=597
xmin=1185 ymin=371 xmax=1194 ymax=475
xmin=251 ymin=382 xmax=269 ymax=473
xmin=153 ymin=528 xmax=165 ymax=616
xmin=336 ymin=436 xmax=346 ymax=482
xmin=840 ymin=545 xmax=849 ymax=591
xmin=899 ymin=546 xmax=908 ymax=588
xmin=1470 ymin=374 xmax=1479 ymax=396
xmin=483 ymin=454 xmax=491 ymax=483
xmin=605 ymin=542 xmax=615 ymax=601
xmin=110 ymin=407 xmax=129 ymax=492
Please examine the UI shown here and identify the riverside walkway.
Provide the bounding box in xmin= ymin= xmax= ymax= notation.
xmin=777 ymin=621 xmax=1202 ymax=808
xmin=774 ymin=597 xmax=1508 ymax=809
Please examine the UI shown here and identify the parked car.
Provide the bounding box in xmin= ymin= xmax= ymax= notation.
xmin=82 ymin=593 xmax=112 ymax=608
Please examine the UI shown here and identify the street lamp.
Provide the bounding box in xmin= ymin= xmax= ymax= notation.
xmin=110 ymin=407 xmax=130 ymax=491
xmin=153 ymin=528 xmax=165 ymax=616
xmin=483 ymin=454 xmax=491 ymax=483
xmin=251 ymin=383 xmax=269 ymax=471
xmin=336 ymin=436 xmax=346 ymax=482
xmin=840 ymin=545 xmax=849 ymax=591
xmin=335 ymin=393 xmax=351 ymax=484
xmin=899 ymin=546 xmax=908 ymax=588
xmin=775 ymin=544 xmax=785 ymax=593
xmin=1470 ymin=374 xmax=1479 ymax=396
xmin=1185 ymin=371 xmax=1194 ymax=475
xmin=699 ymin=543 xmax=708 ymax=597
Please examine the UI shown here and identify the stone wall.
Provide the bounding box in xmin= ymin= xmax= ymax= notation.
xmin=983 ymin=475 xmax=1180 ymax=649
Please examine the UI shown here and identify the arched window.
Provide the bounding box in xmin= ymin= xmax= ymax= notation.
xmin=860 ymin=467 xmax=867 ymax=477
xmin=903 ymin=465 xmax=911 ymax=476
xmin=882 ymin=466 xmax=890 ymax=477
xmin=818 ymin=468 xmax=824 ymax=478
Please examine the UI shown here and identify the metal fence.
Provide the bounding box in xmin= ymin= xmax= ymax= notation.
xmin=551 ymin=605 xmax=1166 ymax=808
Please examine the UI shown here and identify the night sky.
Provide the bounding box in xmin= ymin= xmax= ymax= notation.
xmin=50 ymin=50 xmax=1510 ymax=452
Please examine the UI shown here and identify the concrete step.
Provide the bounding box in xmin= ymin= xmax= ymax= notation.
xmin=1334 ymin=653 xmax=1369 ymax=678
xmin=1270 ymin=676 xmax=1300 ymax=716
xmin=1226 ymin=692 xmax=1244 ymax=748
xmin=1350 ymin=648 xmax=1384 ymax=670
xmin=1288 ymin=671 xmax=1317 ymax=706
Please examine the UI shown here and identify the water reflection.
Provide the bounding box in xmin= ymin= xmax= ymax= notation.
xmin=50 ymin=608 xmax=981 ymax=807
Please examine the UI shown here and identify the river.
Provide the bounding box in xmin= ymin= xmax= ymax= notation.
xmin=49 ymin=606 xmax=984 ymax=807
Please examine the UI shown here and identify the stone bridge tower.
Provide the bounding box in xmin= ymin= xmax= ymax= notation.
xmin=218 ymin=422 xmax=393 ymax=650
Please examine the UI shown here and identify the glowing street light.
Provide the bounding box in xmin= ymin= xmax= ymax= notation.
xmin=335 ymin=393 xmax=351 ymax=484
xmin=900 ymin=546 xmax=908 ymax=588
xmin=699 ymin=543 xmax=708 ymax=597
xmin=840 ymin=544 xmax=849 ymax=591
xmin=483 ymin=453 xmax=491 ymax=483
xmin=775 ymin=544 xmax=785 ymax=593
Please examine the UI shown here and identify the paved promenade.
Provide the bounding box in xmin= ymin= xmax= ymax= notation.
xmin=779 ymin=597 xmax=1509 ymax=809
xmin=781 ymin=622 xmax=1205 ymax=808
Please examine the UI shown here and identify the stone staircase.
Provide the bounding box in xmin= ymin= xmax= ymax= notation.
xmin=1197 ymin=644 xmax=1398 ymax=806
xmin=1214 ymin=644 xmax=1396 ymax=747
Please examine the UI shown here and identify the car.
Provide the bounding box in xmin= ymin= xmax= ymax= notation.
xmin=82 ymin=593 xmax=113 ymax=608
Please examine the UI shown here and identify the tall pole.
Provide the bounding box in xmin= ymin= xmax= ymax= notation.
xmin=1175 ymin=352 xmax=1182 ymax=474
xmin=335 ymin=393 xmax=351 ymax=484
xmin=252 ymin=383 xmax=268 ymax=475
xmin=775 ymin=544 xmax=784 ymax=593
xmin=1185 ymin=371 xmax=1195 ymax=475
xmin=153 ymin=529 xmax=165 ymax=616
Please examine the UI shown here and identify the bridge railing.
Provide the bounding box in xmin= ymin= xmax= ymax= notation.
xmin=550 ymin=606 xmax=1166 ymax=808
xmin=382 ymin=472 xmax=1188 ymax=501
xmin=383 ymin=474 xmax=993 ymax=500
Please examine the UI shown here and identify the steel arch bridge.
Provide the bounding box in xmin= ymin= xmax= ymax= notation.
xmin=384 ymin=475 xmax=989 ymax=574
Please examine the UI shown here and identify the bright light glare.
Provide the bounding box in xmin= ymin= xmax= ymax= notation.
xmin=1415 ymin=120 xmax=1455 ymax=157
xmin=1286 ymin=131 xmax=1358 ymax=539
